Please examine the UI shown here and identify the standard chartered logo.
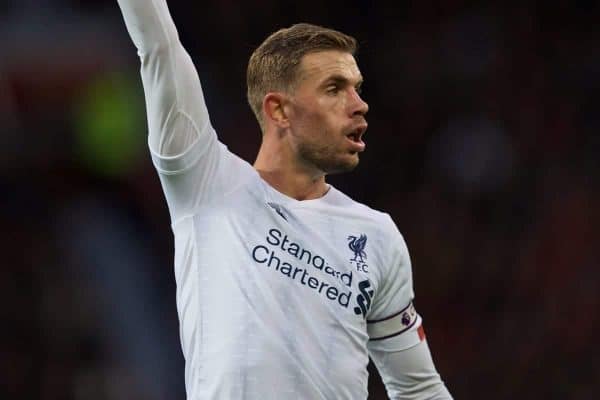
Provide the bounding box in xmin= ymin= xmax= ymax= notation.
xmin=250 ymin=228 xmax=373 ymax=316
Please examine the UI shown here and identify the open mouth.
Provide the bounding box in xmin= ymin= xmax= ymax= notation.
xmin=347 ymin=130 xmax=362 ymax=142
xmin=345 ymin=125 xmax=367 ymax=151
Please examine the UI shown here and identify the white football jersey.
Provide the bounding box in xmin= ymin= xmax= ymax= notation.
xmin=117 ymin=0 xmax=425 ymax=398
xmin=157 ymin=137 xmax=423 ymax=399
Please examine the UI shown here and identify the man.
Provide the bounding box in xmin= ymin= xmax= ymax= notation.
xmin=117 ymin=0 xmax=452 ymax=399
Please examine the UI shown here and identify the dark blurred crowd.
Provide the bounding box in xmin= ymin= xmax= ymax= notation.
xmin=1 ymin=1 xmax=598 ymax=399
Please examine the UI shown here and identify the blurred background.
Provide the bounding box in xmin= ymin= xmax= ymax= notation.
xmin=1 ymin=0 xmax=598 ymax=399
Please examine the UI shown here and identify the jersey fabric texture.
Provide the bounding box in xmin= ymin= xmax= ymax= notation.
xmin=117 ymin=0 xmax=427 ymax=398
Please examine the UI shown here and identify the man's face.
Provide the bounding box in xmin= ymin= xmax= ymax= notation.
xmin=284 ymin=50 xmax=369 ymax=174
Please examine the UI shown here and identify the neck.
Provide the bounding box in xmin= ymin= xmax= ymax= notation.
xmin=254 ymin=135 xmax=329 ymax=201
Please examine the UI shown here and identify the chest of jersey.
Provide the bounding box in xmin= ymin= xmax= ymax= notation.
xmin=177 ymin=182 xmax=393 ymax=399
xmin=193 ymin=192 xmax=386 ymax=325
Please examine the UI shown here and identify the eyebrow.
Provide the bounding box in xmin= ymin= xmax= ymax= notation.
xmin=322 ymin=74 xmax=364 ymax=87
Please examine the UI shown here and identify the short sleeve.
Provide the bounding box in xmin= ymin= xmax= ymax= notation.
xmin=367 ymin=218 xmax=425 ymax=352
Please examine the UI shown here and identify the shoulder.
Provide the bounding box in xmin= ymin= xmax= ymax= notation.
xmin=330 ymin=187 xmax=401 ymax=237
xmin=328 ymin=187 xmax=409 ymax=268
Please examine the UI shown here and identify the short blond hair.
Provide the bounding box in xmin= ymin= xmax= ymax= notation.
xmin=246 ymin=23 xmax=357 ymax=130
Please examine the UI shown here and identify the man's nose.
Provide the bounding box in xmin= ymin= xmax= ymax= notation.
xmin=349 ymin=88 xmax=369 ymax=117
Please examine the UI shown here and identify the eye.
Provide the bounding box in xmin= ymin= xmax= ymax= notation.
xmin=355 ymin=85 xmax=363 ymax=95
xmin=326 ymin=85 xmax=340 ymax=95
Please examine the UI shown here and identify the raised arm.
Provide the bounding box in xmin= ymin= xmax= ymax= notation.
xmin=117 ymin=0 xmax=213 ymax=162
xmin=117 ymin=0 xmax=253 ymax=223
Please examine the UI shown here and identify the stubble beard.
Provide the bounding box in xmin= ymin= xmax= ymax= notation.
xmin=296 ymin=139 xmax=359 ymax=175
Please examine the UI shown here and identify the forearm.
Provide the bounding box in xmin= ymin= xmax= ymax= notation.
xmin=117 ymin=0 xmax=213 ymax=158
xmin=117 ymin=0 xmax=178 ymax=55
xmin=370 ymin=340 xmax=452 ymax=400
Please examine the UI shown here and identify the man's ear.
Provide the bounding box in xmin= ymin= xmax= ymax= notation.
xmin=263 ymin=92 xmax=290 ymax=129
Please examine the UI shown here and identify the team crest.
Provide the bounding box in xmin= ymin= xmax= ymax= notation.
xmin=347 ymin=234 xmax=369 ymax=272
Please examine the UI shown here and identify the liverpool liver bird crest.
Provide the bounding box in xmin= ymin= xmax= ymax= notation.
xmin=347 ymin=234 xmax=368 ymax=263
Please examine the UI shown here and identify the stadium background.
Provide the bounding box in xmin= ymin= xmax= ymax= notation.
xmin=1 ymin=0 xmax=598 ymax=399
